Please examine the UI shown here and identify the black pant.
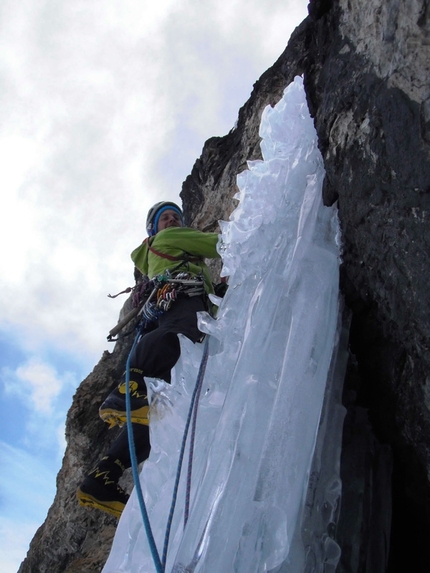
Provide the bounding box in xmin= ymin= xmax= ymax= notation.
xmin=106 ymin=295 xmax=206 ymax=468
xmin=130 ymin=295 xmax=206 ymax=382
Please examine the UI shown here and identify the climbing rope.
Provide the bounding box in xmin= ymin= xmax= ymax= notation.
xmin=125 ymin=328 xmax=210 ymax=573
xmin=126 ymin=326 xmax=164 ymax=573
xmin=184 ymin=349 xmax=207 ymax=527
xmin=107 ymin=273 xmax=206 ymax=341
xmin=161 ymin=335 xmax=210 ymax=569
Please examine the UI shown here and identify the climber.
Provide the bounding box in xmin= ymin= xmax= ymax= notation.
xmin=76 ymin=201 xmax=221 ymax=518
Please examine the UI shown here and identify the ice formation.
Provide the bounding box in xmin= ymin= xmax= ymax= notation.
xmin=103 ymin=76 xmax=343 ymax=573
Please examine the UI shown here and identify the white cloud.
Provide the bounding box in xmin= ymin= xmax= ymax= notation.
xmin=3 ymin=358 xmax=61 ymax=413
xmin=0 ymin=0 xmax=308 ymax=364
xmin=0 ymin=348 xmax=82 ymax=461
xmin=18 ymin=359 xmax=62 ymax=413
xmin=2 ymin=357 xmax=77 ymax=418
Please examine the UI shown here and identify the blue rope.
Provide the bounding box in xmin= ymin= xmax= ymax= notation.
xmin=125 ymin=328 xmax=210 ymax=572
xmin=184 ymin=352 xmax=206 ymax=527
xmin=161 ymin=336 xmax=210 ymax=569
xmin=126 ymin=328 xmax=164 ymax=573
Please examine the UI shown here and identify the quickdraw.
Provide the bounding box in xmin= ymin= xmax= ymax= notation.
xmin=107 ymin=272 xmax=206 ymax=341
xmin=140 ymin=272 xmax=205 ymax=323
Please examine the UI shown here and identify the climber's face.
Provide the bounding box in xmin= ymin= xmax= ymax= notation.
xmin=157 ymin=209 xmax=183 ymax=232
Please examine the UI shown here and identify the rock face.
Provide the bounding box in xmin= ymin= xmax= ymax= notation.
xmin=303 ymin=2 xmax=430 ymax=571
xmin=19 ymin=1 xmax=430 ymax=572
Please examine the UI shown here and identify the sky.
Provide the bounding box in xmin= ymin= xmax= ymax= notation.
xmin=0 ymin=1 xmax=308 ymax=571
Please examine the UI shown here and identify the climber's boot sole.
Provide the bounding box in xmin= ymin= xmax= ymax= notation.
xmin=99 ymin=405 xmax=150 ymax=428
xmin=76 ymin=476 xmax=129 ymax=519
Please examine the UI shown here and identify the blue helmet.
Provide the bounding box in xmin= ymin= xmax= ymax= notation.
xmin=146 ymin=201 xmax=184 ymax=236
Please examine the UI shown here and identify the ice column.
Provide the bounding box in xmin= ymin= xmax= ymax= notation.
xmin=103 ymin=76 xmax=341 ymax=573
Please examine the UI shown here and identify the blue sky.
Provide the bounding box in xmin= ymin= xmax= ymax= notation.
xmin=0 ymin=1 xmax=308 ymax=570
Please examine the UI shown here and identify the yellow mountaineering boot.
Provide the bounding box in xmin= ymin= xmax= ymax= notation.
xmin=76 ymin=458 xmax=129 ymax=518
xmin=99 ymin=369 xmax=149 ymax=428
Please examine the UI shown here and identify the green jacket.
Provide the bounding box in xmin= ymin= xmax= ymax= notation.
xmin=131 ymin=227 xmax=220 ymax=293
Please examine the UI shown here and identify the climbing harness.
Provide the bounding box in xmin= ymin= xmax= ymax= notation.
xmin=125 ymin=330 xmax=210 ymax=573
xmin=139 ymin=271 xmax=205 ymax=323
xmin=107 ymin=272 xmax=205 ymax=341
